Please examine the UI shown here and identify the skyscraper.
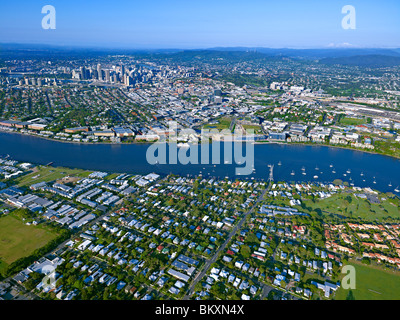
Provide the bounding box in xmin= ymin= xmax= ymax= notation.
xmin=80 ymin=67 xmax=86 ymax=80
xmin=97 ymin=64 xmax=102 ymax=81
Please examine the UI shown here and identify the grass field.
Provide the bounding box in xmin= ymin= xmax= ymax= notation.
xmin=303 ymin=193 xmax=400 ymax=220
xmin=16 ymin=165 xmax=91 ymax=187
xmin=335 ymin=261 xmax=400 ymax=300
xmin=0 ymin=215 xmax=58 ymax=271
xmin=339 ymin=117 xmax=367 ymax=126
xmin=203 ymin=117 xmax=233 ymax=131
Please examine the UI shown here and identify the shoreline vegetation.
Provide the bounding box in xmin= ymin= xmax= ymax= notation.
xmin=1 ymin=129 xmax=399 ymax=162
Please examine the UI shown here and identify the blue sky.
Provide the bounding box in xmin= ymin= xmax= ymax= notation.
xmin=0 ymin=0 xmax=399 ymax=49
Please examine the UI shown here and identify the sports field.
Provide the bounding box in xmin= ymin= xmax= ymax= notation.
xmin=0 ymin=215 xmax=57 ymax=272
xmin=335 ymin=261 xmax=400 ymax=300
xmin=304 ymin=193 xmax=400 ymax=220
xmin=16 ymin=165 xmax=91 ymax=187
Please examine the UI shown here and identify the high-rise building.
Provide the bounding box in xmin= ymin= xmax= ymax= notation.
xmin=80 ymin=67 xmax=86 ymax=80
xmin=97 ymin=64 xmax=102 ymax=81
xmin=105 ymin=69 xmax=110 ymax=82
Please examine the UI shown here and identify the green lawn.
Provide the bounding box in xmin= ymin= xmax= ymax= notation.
xmin=303 ymin=193 xmax=400 ymax=220
xmin=335 ymin=261 xmax=400 ymax=300
xmin=203 ymin=117 xmax=233 ymax=131
xmin=16 ymin=165 xmax=91 ymax=187
xmin=339 ymin=117 xmax=367 ymax=126
xmin=0 ymin=215 xmax=58 ymax=269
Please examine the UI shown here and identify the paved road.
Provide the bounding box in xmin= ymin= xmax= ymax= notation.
xmin=183 ymin=185 xmax=269 ymax=299
xmin=229 ymin=116 xmax=237 ymax=132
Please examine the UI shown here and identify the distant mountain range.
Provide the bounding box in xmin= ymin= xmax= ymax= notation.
xmin=207 ymin=47 xmax=400 ymax=59
xmin=1 ymin=43 xmax=400 ymax=68
xmin=319 ymin=54 xmax=400 ymax=68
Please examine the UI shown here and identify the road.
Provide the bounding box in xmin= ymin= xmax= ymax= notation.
xmin=182 ymin=185 xmax=269 ymax=299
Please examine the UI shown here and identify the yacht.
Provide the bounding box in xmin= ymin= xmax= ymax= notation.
xmin=313 ymin=175 xmax=318 ymax=179
xmin=332 ymin=170 xmax=336 ymax=174
xmin=329 ymin=164 xmax=333 ymax=168
xmin=177 ymin=142 xmax=190 ymax=148
xmin=346 ymin=169 xmax=351 ymax=174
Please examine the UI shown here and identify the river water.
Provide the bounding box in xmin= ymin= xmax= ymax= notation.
xmin=1 ymin=132 xmax=399 ymax=193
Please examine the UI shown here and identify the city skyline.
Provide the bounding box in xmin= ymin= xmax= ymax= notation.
xmin=0 ymin=0 xmax=399 ymax=49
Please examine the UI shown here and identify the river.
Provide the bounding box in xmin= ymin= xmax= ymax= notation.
xmin=0 ymin=132 xmax=399 ymax=193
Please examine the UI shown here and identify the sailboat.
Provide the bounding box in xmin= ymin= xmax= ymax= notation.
xmin=389 ymin=182 xmax=392 ymax=187
xmin=329 ymin=164 xmax=333 ymax=168
xmin=278 ymin=161 xmax=282 ymax=166
xmin=291 ymin=170 xmax=295 ymax=176
xmin=373 ymin=177 xmax=376 ymax=184
xmin=315 ymin=165 xmax=319 ymax=171
xmin=360 ymin=172 xmax=364 ymax=176
xmin=395 ymin=186 xmax=400 ymax=193
xmin=346 ymin=169 xmax=351 ymax=174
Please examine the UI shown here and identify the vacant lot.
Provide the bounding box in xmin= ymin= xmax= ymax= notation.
xmin=335 ymin=261 xmax=400 ymax=300
xmin=0 ymin=215 xmax=57 ymax=271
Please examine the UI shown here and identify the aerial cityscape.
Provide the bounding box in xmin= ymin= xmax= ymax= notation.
xmin=0 ymin=0 xmax=400 ymax=309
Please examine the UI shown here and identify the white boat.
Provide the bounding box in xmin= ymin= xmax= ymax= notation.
xmin=301 ymin=166 xmax=306 ymax=171
xmin=389 ymin=182 xmax=392 ymax=187
xmin=291 ymin=171 xmax=295 ymax=176
xmin=343 ymin=174 xmax=347 ymax=177
xmin=332 ymin=170 xmax=336 ymax=174
xmin=315 ymin=166 xmax=319 ymax=170
xmin=395 ymin=187 xmax=400 ymax=193
xmin=347 ymin=169 xmax=351 ymax=174
xmin=278 ymin=161 xmax=282 ymax=166
xmin=302 ymin=172 xmax=306 ymax=176
xmin=329 ymin=164 xmax=333 ymax=168
xmin=373 ymin=177 xmax=376 ymax=184
xmin=177 ymin=142 xmax=190 ymax=148
xmin=360 ymin=172 xmax=364 ymax=176
xmin=313 ymin=175 xmax=318 ymax=179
